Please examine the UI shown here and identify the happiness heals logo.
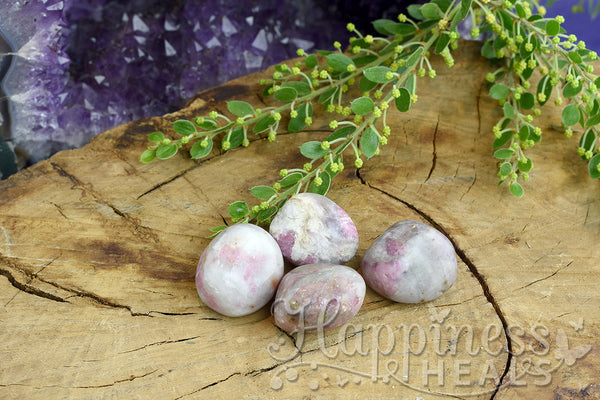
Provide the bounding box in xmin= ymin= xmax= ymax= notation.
xmin=266 ymin=304 xmax=591 ymax=396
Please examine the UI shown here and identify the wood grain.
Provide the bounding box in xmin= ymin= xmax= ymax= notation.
xmin=1 ymin=41 xmax=598 ymax=400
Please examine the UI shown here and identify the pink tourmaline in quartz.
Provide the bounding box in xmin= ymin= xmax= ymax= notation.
xmin=196 ymin=224 xmax=284 ymax=317
xmin=269 ymin=193 xmax=359 ymax=266
xmin=272 ymin=263 xmax=366 ymax=333
xmin=361 ymin=220 xmax=458 ymax=303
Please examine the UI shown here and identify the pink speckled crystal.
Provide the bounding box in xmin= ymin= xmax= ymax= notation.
xmin=269 ymin=193 xmax=359 ymax=266
xmin=362 ymin=220 xmax=457 ymax=303
xmin=272 ymin=263 xmax=366 ymax=333
xmin=196 ymin=224 xmax=284 ymax=317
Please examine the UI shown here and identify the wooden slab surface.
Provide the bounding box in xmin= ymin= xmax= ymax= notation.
xmin=1 ymin=41 xmax=598 ymax=400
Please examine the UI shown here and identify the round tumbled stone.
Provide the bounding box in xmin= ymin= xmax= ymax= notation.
xmin=272 ymin=263 xmax=366 ymax=333
xmin=269 ymin=193 xmax=359 ymax=266
xmin=195 ymin=224 xmax=284 ymax=317
xmin=361 ymin=220 xmax=457 ymax=303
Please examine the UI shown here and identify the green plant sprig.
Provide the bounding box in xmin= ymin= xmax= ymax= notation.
xmin=474 ymin=0 xmax=600 ymax=196
xmin=140 ymin=0 xmax=600 ymax=229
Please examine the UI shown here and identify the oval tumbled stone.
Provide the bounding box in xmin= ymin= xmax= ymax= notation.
xmin=362 ymin=220 xmax=457 ymax=303
xmin=272 ymin=263 xmax=366 ymax=333
xmin=269 ymin=193 xmax=359 ymax=266
xmin=196 ymin=224 xmax=284 ymax=317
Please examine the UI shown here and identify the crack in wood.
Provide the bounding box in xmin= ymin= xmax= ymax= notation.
xmin=0 ymin=263 xmax=67 ymax=304
xmin=425 ymin=115 xmax=439 ymax=182
xmin=355 ymin=169 xmax=513 ymax=400
xmin=50 ymin=162 xmax=159 ymax=243
xmin=120 ymin=335 xmax=203 ymax=354
xmin=174 ymin=372 xmax=241 ymax=399
xmin=514 ymin=260 xmax=573 ymax=292
xmin=0 ymin=255 xmax=152 ymax=316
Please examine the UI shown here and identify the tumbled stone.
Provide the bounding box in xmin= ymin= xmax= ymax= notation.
xmin=362 ymin=220 xmax=457 ymax=303
xmin=196 ymin=224 xmax=284 ymax=317
xmin=269 ymin=193 xmax=359 ymax=266
xmin=272 ymin=263 xmax=366 ymax=333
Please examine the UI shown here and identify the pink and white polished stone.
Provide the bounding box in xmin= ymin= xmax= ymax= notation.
xmin=269 ymin=193 xmax=359 ymax=266
xmin=196 ymin=224 xmax=284 ymax=317
xmin=272 ymin=263 xmax=366 ymax=333
xmin=362 ymin=220 xmax=457 ymax=303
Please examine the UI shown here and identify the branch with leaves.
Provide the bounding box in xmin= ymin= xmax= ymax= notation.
xmin=139 ymin=0 xmax=600 ymax=232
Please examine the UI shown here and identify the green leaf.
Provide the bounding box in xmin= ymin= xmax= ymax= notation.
xmin=420 ymin=2 xmax=443 ymax=19
xmin=257 ymin=206 xmax=278 ymax=222
xmin=250 ymin=185 xmax=277 ymax=199
xmin=510 ymin=182 xmax=524 ymax=198
xmin=405 ymin=47 xmax=424 ymax=68
xmin=490 ymin=84 xmax=509 ymax=100
xmin=520 ymin=92 xmax=535 ymax=110
xmin=406 ymin=74 xmax=417 ymax=94
xmin=279 ymin=172 xmax=304 ymax=189
xmin=493 ymin=130 xmax=513 ymax=149
xmin=432 ymin=0 xmax=451 ymax=12
xmin=300 ymin=141 xmax=329 ymax=159
xmin=148 ymin=131 xmax=165 ymax=142
xmin=288 ymin=102 xmax=312 ymax=133
xmin=563 ymin=81 xmax=583 ymax=98
xmin=461 ymin=0 xmax=472 ymax=13
xmin=503 ymin=102 xmax=515 ymax=119
xmin=228 ymin=201 xmax=249 ymax=219
xmin=190 ymin=138 xmax=213 ymax=159
xmin=493 ymin=148 xmax=514 ymax=159
xmin=386 ymin=22 xmax=417 ymax=36
xmin=515 ymin=3 xmax=526 ymax=18
xmin=309 ymin=171 xmax=331 ymax=196
xmin=325 ymin=53 xmax=354 ymax=73
xmin=518 ymin=157 xmax=533 ymax=172
xmin=372 ymin=19 xmax=396 ymax=35
xmin=318 ymin=87 xmax=339 ymax=104
xmin=173 ymin=120 xmax=196 ymax=136
xmin=305 ymin=54 xmax=318 ymax=68
xmin=363 ymin=66 xmax=394 ymax=83
xmin=562 ymin=104 xmax=581 ymax=127
xmin=585 ymin=113 xmax=600 ymax=128
xmin=481 ymin=40 xmax=497 ymax=60
xmin=227 ymin=100 xmax=254 ymax=117
xmin=589 ymin=154 xmax=600 ymax=179
xmin=579 ymin=129 xmax=596 ymax=153
xmin=327 ymin=126 xmax=355 ymax=142
xmin=360 ymin=126 xmax=379 ymax=159
xmin=156 ymin=144 xmax=178 ymax=160
xmin=545 ymin=20 xmax=560 ymax=36
xmin=519 ymin=125 xmax=532 ymax=141
xmin=353 ymin=55 xmax=378 ymax=67
xmin=536 ymin=75 xmax=552 ymax=106
xmin=254 ymin=116 xmax=276 ymax=134
xmin=435 ymin=33 xmax=451 ymax=54
xmin=196 ymin=118 xmax=218 ymax=130
xmin=359 ymin=76 xmax=378 ymax=92
xmin=207 ymin=225 xmax=227 ymax=239
xmin=140 ymin=148 xmax=156 ymax=163
xmin=226 ymin=126 xmax=244 ymax=149
xmin=282 ymin=81 xmax=311 ymax=97
xmin=395 ymin=88 xmax=411 ymax=112
xmin=568 ymin=51 xmax=583 ymax=64
xmin=274 ymin=87 xmax=298 ymax=102
xmin=407 ymin=4 xmax=424 ymax=20
xmin=351 ymin=97 xmax=375 ymax=116
xmin=499 ymin=162 xmax=512 ymax=176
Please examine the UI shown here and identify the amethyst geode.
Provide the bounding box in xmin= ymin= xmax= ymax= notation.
xmin=362 ymin=220 xmax=458 ymax=303
xmin=269 ymin=193 xmax=359 ymax=266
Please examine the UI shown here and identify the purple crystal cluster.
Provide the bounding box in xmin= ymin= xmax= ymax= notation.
xmin=0 ymin=0 xmax=407 ymax=168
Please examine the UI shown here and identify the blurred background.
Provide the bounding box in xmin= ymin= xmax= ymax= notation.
xmin=0 ymin=0 xmax=598 ymax=179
